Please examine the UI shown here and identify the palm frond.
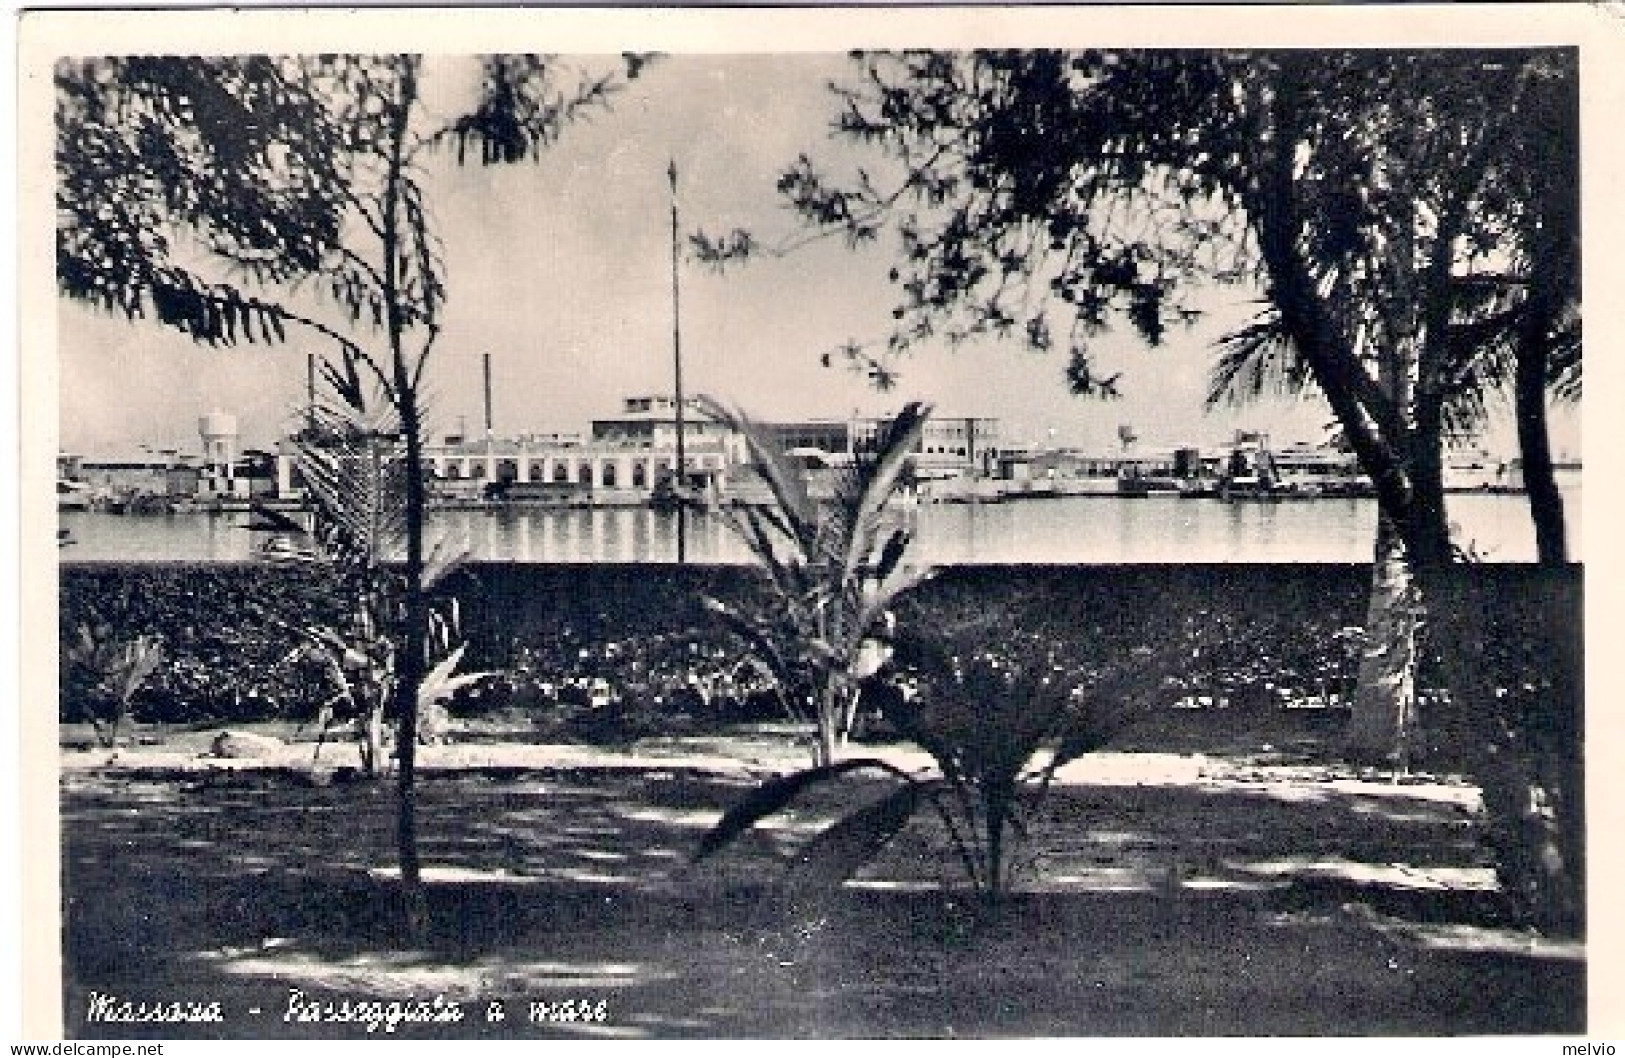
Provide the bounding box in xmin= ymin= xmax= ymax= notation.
xmin=693 ymin=757 xmax=913 ymax=862
xmin=779 ymin=783 xmax=922 ymax=898
xmin=292 ymin=396 xmax=408 ymax=565
xmin=841 ymin=402 xmax=932 ymax=579
xmin=1548 ymin=318 xmax=1581 ymax=402
xmin=697 ymin=395 xmax=819 ymax=556
xmin=417 ymin=643 xmax=493 ymax=712
xmin=1206 ymin=308 xmax=1315 ymax=409
xmin=422 ymin=532 xmax=472 ymax=593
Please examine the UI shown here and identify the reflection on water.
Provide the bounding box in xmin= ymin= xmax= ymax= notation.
xmin=58 ymin=483 xmax=1581 ymax=565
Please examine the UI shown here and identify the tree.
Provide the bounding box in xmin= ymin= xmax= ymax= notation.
xmin=712 ymin=49 xmax=1574 ymax=564
xmin=257 ymin=396 xmax=483 ymax=774
xmin=56 ymin=52 xmax=648 ymax=932
xmin=698 ymin=48 xmax=1581 ymax=931
xmin=698 ymin=397 xmax=933 ymax=767
xmin=62 ymin=625 xmax=163 ymax=754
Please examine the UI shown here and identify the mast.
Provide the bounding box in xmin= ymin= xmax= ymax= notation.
xmin=669 ymin=160 xmax=687 ymax=564
xmin=305 ymin=352 xmax=318 ymax=436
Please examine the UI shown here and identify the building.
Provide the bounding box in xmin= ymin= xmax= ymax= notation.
xmin=71 ymin=447 xmax=202 ymax=501
xmin=283 ymin=395 xmax=1006 ymax=506
xmin=851 ymin=414 xmax=1002 ymax=479
xmin=591 ymin=395 xmax=739 ymax=452
xmin=759 ymin=419 xmax=852 ymax=458
xmin=422 ymin=396 xmax=739 ymax=504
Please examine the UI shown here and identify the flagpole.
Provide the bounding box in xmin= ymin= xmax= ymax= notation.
xmin=669 ymin=160 xmax=687 ymax=565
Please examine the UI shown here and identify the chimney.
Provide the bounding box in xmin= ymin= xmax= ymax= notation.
xmin=483 ymin=353 xmax=494 ymax=438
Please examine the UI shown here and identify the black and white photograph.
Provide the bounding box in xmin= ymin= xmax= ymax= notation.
xmin=15 ymin=3 xmax=1617 ymax=1041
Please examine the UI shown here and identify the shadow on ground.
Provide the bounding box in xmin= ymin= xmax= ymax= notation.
xmin=61 ymin=763 xmax=1583 ymax=1038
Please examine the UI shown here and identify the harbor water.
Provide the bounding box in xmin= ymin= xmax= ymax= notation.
xmin=57 ymin=482 xmax=1582 ymax=565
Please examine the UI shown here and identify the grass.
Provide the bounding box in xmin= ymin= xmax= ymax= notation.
xmin=61 ymin=719 xmax=1583 ymax=1038
xmin=55 ymin=562 xmax=1584 ymax=1036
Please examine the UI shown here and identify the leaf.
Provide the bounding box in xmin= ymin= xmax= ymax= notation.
xmin=873 ymin=527 xmax=909 ymax=583
xmin=422 ymin=533 xmax=472 ymax=592
xmin=248 ymin=503 xmax=307 ymax=536
xmin=696 ymin=395 xmax=818 ymax=552
xmin=855 ymin=563 xmax=935 ymax=638
xmin=842 ymin=402 xmax=931 ymax=582
xmin=319 ymin=350 xmax=368 ymax=416
xmin=416 ymin=643 xmax=470 ymax=708
xmin=113 ymin=637 xmax=163 ymax=707
xmin=780 ymin=782 xmax=922 ymax=897
xmin=701 ymin=596 xmax=797 ymax=692
xmin=693 ymin=757 xmax=906 ymax=862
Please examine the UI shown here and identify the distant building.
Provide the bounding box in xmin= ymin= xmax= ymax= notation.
xmin=73 ymin=447 xmax=202 ymax=500
xmin=282 ymin=395 xmax=1006 ymax=505
xmin=423 ymin=396 xmax=739 ymax=503
xmin=852 ymin=414 xmax=1002 ymax=479
xmin=591 ymin=395 xmax=740 ymax=452
xmin=758 ymin=419 xmax=852 ymax=458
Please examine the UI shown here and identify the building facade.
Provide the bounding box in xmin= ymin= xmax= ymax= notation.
xmin=852 ymin=414 xmax=1002 ymax=479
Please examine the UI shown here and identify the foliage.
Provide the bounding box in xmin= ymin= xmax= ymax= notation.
xmin=257 ymin=397 xmax=487 ymax=772
xmin=696 ymin=46 xmax=1581 ymax=926
xmin=696 ymin=48 xmax=1578 ymax=567
xmin=63 ymin=624 xmax=164 ymax=750
xmin=57 ymin=52 xmax=649 ymax=918
xmin=697 ymin=398 xmax=934 ymax=766
xmin=693 ymin=640 xmax=1143 ymax=904
xmin=889 ymin=655 xmax=1111 ymax=898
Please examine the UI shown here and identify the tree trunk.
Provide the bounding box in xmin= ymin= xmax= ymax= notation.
xmin=1516 ymin=66 xmax=1576 ymax=568
xmin=1516 ymin=345 xmax=1566 ymax=565
xmin=1413 ymin=565 xmax=1583 ymax=936
xmin=382 ymin=56 xmax=427 ymax=938
xmin=813 ymin=681 xmax=839 ymax=768
xmin=395 ymin=401 xmax=428 ymax=937
xmin=1407 ymin=393 xmax=1453 ymax=568
xmin=1342 ymin=516 xmax=1420 ymax=767
xmin=1515 ymin=228 xmax=1569 ymax=566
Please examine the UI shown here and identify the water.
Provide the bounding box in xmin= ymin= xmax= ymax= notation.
xmin=58 ymin=483 xmax=1581 ymax=564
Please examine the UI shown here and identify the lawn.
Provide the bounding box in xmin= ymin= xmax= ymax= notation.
xmin=60 ymin=721 xmax=1583 ymax=1038
xmin=56 ymin=562 xmax=1584 ymax=1037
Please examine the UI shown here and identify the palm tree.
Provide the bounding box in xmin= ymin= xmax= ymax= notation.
xmin=698 ymin=397 xmax=933 ymax=767
xmin=57 ymin=53 xmax=649 ymax=933
xmin=260 ymin=390 xmax=480 ymax=774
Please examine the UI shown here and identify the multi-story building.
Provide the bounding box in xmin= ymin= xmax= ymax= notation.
xmin=424 ymin=397 xmax=739 ymax=504
xmin=287 ymin=396 xmax=1003 ymax=506
xmin=70 ymin=447 xmax=202 ymax=501
xmin=851 ymin=414 xmax=1002 ymax=479
xmin=758 ymin=419 xmax=852 ymax=458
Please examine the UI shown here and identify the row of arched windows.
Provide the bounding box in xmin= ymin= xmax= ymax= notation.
xmin=435 ymin=459 xmax=664 ymax=488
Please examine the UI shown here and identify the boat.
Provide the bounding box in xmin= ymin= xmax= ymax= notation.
xmin=1177 ymin=476 xmax=1220 ymax=498
xmin=1117 ymin=472 xmax=1183 ymax=497
xmin=1444 ymin=455 xmax=1523 ymax=493
xmin=257 ymin=533 xmax=324 ymax=564
xmin=1217 ymin=434 xmax=1373 ymax=500
xmin=56 ymin=479 xmax=93 ymax=511
xmin=649 ymin=475 xmax=713 ymax=512
xmin=106 ymin=491 xmax=178 ymax=515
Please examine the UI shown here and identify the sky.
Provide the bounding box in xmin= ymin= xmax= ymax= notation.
xmin=55 ymin=53 xmax=1579 ymax=460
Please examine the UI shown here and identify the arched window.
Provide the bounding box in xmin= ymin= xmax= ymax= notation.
xmin=602 ymin=462 xmax=618 ymax=488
